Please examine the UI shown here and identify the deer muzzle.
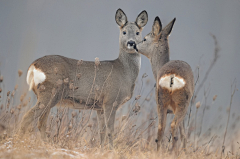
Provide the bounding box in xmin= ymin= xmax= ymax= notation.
xmin=127 ymin=40 xmax=136 ymax=49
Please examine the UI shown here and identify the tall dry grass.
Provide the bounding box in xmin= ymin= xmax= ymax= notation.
xmin=0 ymin=36 xmax=239 ymax=159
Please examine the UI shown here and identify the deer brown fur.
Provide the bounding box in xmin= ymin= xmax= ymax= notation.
xmin=135 ymin=17 xmax=194 ymax=151
xmin=18 ymin=9 xmax=148 ymax=149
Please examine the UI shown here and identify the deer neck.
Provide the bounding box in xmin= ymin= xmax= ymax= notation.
xmin=118 ymin=49 xmax=141 ymax=80
xmin=150 ymin=42 xmax=170 ymax=81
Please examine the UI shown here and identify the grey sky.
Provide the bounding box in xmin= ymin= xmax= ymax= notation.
xmin=0 ymin=0 xmax=239 ymax=135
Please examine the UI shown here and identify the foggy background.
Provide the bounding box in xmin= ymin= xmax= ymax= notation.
xmin=0 ymin=0 xmax=239 ymax=138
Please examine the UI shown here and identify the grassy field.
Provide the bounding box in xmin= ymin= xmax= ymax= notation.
xmin=0 ymin=75 xmax=239 ymax=159
xmin=0 ymin=40 xmax=239 ymax=158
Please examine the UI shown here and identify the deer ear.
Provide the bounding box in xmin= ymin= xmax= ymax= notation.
xmin=115 ymin=9 xmax=128 ymax=27
xmin=152 ymin=16 xmax=162 ymax=36
xmin=135 ymin=10 xmax=148 ymax=28
xmin=163 ymin=18 xmax=176 ymax=36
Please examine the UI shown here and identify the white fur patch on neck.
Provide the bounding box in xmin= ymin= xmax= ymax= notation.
xmin=26 ymin=65 xmax=46 ymax=90
xmin=159 ymin=74 xmax=185 ymax=91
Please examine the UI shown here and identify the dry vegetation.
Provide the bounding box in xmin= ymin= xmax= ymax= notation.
xmin=0 ymin=35 xmax=239 ymax=159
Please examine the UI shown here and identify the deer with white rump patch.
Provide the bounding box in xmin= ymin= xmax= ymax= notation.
xmin=135 ymin=17 xmax=194 ymax=151
xmin=18 ymin=9 xmax=148 ymax=149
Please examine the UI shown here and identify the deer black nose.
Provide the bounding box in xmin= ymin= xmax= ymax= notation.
xmin=127 ymin=40 xmax=136 ymax=46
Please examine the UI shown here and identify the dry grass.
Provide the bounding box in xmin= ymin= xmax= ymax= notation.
xmin=0 ymin=72 xmax=239 ymax=159
xmin=0 ymin=36 xmax=239 ymax=158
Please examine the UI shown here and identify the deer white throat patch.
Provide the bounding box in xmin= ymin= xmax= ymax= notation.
xmin=159 ymin=74 xmax=185 ymax=92
xmin=26 ymin=65 xmax=46 ymax=90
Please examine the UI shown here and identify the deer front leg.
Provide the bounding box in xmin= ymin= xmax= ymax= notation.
xmin=103 ymin=104 xmax=117 ymax=150
xmin=97 ymin=109 xmax=106 ymax=149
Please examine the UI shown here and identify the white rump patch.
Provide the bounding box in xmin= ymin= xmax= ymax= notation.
xmin=26 ymin=65 xmax=34 ymax=86
xmin=33 ymin=68 xmax=46 ymax=86
xmin=26 ymin=65 xmax=46 ymax=90
xmin=159 ymin=74 xmax=185 ymax=92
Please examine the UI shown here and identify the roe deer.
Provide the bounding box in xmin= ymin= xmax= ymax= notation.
xmin=18 ymin=9 xmax=148 ymax=149
xmin=135 ymin=17 xmax=194 ymax=151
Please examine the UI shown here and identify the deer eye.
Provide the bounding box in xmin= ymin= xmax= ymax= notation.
xmin=144 ymin=38 xmax=146 ymax=41
xmin=136 ymin=32 xmax=139 ymax=35
xmin=123 ymin=31 xmax=126 ymax=35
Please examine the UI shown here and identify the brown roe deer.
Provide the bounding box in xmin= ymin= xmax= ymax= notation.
xmin=18 ymin=9 xmax=148 ymax=149
xmin=135 ymin=17 xmax=194 ymax=151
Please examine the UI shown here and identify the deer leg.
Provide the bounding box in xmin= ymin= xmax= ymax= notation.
xmin=179 ymin=120 xmax=187 ymax=149
xmin=19 ymin=100 xmax=56 ymax=139
xmin=37 ymin=107 xmax=51 ymax=141
xmin=18 ymin=102 xmax=42 ymax=137
xmin=103 ymin=105 xmax=117 ymax=150
xmin=156 ymin=104 xmax=167 ymax=151
xmin=170 ymin=107 xmax=187 ymax=153
xmin=97 ymin=109 xmax=106 ymax=149
xmin=37 ymin=93 xmax=63 ymax=141
xmin=18 ymin=89 xmax=61 ymax=139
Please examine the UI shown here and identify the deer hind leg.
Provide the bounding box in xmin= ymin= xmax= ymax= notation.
xmin=19 ymin=101 xmax=55 ymax=139
xmin=156 ymin=103 xmax=167 ymax=151
xmin=18 ymin=102 xmax=41 ymax=137
xmin=103 ymin=103 xmax=117 ymax=150
xmin=37 ymin=107 xmax=51 ymax=140
xmin=37 ymin=87 xmax=66 ymax=140
xmin=179 ymin=120 xmax=187 ymax=149
xmin=18 ymin=88 xmax=62 ymax=140
xmin=170 ymin=106 xmax=188 ymax=153
xmin=97 ymin=109 xmax=106 ymax=149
